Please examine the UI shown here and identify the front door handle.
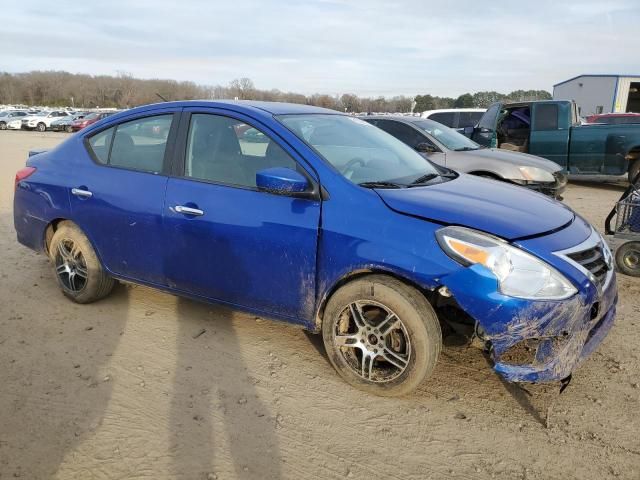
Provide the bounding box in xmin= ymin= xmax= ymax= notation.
xmin=174 ymin=205 xmax=204 ymax=216
xmin=71 ymin=188 xmax=93 ymax=198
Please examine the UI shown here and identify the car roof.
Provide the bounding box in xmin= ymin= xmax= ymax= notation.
xmin=422 ymin=108 xmax=485 ymax=114
xmin=120 ymin=100 xmax=339 ymax=117
xmin=364 ymin=115 xmax=425 ymax=124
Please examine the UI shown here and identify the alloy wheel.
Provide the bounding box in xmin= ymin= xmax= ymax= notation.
xmin=55 ymin=238 xmax=88 ymax=292
xmin=332 ymin=300 xmax=411 ymax=383
xmin=623 ymin=247 xmax=640 ymax=271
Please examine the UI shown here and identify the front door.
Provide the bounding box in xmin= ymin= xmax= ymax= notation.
xmin=163 ymin=110 xmax=321 ymax=322
xmin=529 ymin=102 xmax=569 ymax=169
xmin=472 ymin=103 xmax=502 ymax=147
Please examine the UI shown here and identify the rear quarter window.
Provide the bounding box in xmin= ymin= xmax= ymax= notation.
xmin=87 ymin=127 xmax=115 ymax=164
xmin=533 ymin=104 xmax=558 ymax=131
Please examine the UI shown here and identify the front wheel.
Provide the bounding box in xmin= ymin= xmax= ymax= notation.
xmin=616 ymin=241 xmax=640 ymax=277
xmin=0 ymin=121 xmax=6 ymax=130
xmin=37 ymin=122 xmax=46 ymax=132
xmin=322 ymin=275 xmax=442 ymax=396
xmin=49 ymin=222 xmax=115 ymax=303
xmin=65 ymin=125 xmax=73 ymax=133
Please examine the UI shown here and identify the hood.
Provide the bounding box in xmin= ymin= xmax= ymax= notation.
xmin=376 ymin=174 xmax=574 ymax=240
xmin=464 ymin=148 xmax=562 ymax=172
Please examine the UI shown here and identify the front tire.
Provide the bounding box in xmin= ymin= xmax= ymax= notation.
xmin=65 ymin=125 xmax=73 ymax=133
xmin=322 ymin=275 xmax=442 ymax=396
xmin=0 ymin=121 xmax=6 ymax=130
xmin=616 ymin=241 xmax=640 ymax=277
xmin=49 ymin=222 xmax=115 ymax=303
xmin=37 ymin=122 xmax=46 ymax=132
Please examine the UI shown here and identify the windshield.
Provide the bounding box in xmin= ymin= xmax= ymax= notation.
xmin=413 ymin=119 xmax=480 ymax=151
xmin=278 ymin=114 xmax=440 ymax=185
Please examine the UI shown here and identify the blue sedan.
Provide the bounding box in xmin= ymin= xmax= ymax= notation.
xmin=13 ymin=101 xmax=617 ymax=396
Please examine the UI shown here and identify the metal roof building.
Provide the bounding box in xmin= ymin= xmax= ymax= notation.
xmin=553 ymin=74 xmax=640 ymax=117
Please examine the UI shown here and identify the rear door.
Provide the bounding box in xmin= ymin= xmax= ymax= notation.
xmin=528 ymin=102 xmax=569 ymax=169
xmin=162 ymin=108 xmax=321 ymax=321
xmin=70 ymin=109 xmax=180 ymax=284
xmin=472 ymin=103 xmax=501 ymax=147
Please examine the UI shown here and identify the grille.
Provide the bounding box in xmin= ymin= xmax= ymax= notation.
xmin=566 ymin=244 xmax=609 ymax=286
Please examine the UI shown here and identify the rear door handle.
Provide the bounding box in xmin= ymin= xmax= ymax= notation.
xmin=71 ymin=188 xmax=93 ymax=198
xmin=174 ymin=205 xmax=204 ymax=216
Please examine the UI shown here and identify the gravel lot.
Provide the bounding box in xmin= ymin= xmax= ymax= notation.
xmin=1 ymin=131 xmax=639 ymax=480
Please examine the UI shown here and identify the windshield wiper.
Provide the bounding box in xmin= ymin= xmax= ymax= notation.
xmin=453 ymin=146 xmax=479 ymax=151
xmin=358 ymin=181 xmax=405 ymax=189
xmin=410 ymin=173 xmax=440 ymax=185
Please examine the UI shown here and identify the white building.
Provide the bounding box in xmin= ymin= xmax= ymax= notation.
xmin=553 ymin=74 xmax=640 ymax=117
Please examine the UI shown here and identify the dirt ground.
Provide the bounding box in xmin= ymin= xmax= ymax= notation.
xmin=0 ymin=130 xmax=638 ymax=480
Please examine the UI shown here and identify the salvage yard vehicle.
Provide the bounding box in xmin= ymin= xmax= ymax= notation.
xmin=14 ymin=100 xmax=617 ymax=396
xmin=0 ymin=110 xmax=29 ymax=130
xmin=21 ymin=110 xmax=70 ymax=132
xmin=586 ymin=113 xmax=640 ymax=125
xmin=51 ymin=113 xmax=88 ymax=133
xmin=420 ymin=108 xmax=485 ymax=134
xmin=471 ymin=100 xmax=640 ymax=182
xmin=364 ymin=116 xmax=566 ymax=198
xmin=71 ymin=111 xmax=117 ymax=131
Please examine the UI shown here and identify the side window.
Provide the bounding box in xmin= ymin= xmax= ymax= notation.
xmin=109 ymin=115 xmax=172 ymax=172
xmin=86 ymin=114 xmax=173 ymax=172
xmin=533 ymin=104 xmax=559 ymax=131
xmin=88 ymin=127 xmax=115 ymax=164
xmin=458 ymin=112 xmax=483 ymax=128
xmin=428 ymin=112 xmax=455 ymax=127
xmin=478 ymin=104 xmax=500 ymax=130
xmin=185 ymin=114 xmax=297 ymax=188
xmin=376 ymin=120 xmax=424 ymax=148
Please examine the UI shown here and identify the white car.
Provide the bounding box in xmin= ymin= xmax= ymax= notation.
xmin=420 ymin=108 xmax=486 ymax=134
xmin=21 ymin=110 xmax=70 ymax=132
xmin=0 ymin=110 xmax=29 ymax=130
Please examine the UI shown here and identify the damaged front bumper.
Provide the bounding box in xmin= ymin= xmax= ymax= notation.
xmin=441 ymin=258 xmax=617 ymax=384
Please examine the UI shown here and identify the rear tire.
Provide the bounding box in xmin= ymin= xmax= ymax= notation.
xmin=0 ymin=121 xmax=6 ymax=130
xmin=615 ymin=241 xmax=640 ymax=277
xmin=629 ymin=160 xmax=640 ymax=184
xmin=49 ymin=222 xmax=115 ymax=303
xmin=65 ymin=125 xmax=73 ymax=133
xmin=321 ymin=275 xmax=442 ymax=397
xmin=37 ymin=122 xmax=46 ymax=132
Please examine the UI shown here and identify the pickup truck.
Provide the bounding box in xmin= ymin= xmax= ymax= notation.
xmin=471 ymin=100 xmax=640 ymax=182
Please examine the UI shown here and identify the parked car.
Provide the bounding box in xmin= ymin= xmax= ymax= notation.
xmin=14 ymin=100 xmax=616 ymax=396
xmin=420 ymin=108 xmax=485 ymax=134
xmin=364 ymin=116 xmax=566 ymax=198
xmin=585 ymin=113 xmax=640 ymax=125
xmin=71 ymin=111 xmax=117 ymax=131
xmin=51 ymin=113 xmax=88 ymax=133
xmin=0 ymin=110 xmax=29 ymax=130
xmin=21 ymin=111 xmax=70 ymax=132
xmin=471 ymin=100 xmax=640 ymax=183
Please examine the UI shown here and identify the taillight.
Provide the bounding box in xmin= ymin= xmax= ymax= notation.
xmin=15 ymin=167 xmax=36 ymax=190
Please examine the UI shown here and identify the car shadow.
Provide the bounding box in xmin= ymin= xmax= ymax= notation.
xmin=0 ymin=249 xmax=128 ymax=479
xmin=169 ymin=297 xmax=282 ymax=479
xmin=570 ymin=179 xmax=628 ymax=193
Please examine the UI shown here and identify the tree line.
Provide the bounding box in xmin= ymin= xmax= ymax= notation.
xmin=0 ymin=71 xmax=551 ymax=113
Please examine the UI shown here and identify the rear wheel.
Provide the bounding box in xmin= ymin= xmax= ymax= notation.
xmin=65 ymin=125 xmax=73 ymax=133
xmin=322 ymin=275 xmax=442 ymax=396
xmin=616 ymin=241 xmax=640 ymax=277
xmin=36 ymin=122 xmax=46 ymax=132
xmin=49 ymin=222 xmax=115 ymax=303
xmin=0 ymin=121 xmax=6 ymax=130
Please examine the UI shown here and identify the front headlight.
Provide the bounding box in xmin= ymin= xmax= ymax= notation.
xmin=437 ymin=226 xmax=577 ymax=300
xmin=519 ymin=166 xmax=555 ymax=183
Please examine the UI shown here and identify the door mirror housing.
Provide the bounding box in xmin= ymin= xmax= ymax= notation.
xmin=256 ymin=167 xmax=309 ymax=195
xmin=463 ymin=126 xmax=475 ymax=137
xmin=415 ymin=142 xmax=438 ymax=154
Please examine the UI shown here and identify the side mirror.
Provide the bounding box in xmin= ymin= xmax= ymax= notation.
xmin=463 ymin=126 xmax=475 ymax=137
xmin=415 ymin=142 xmax=438 ymax=154
xmin=256 ymin=167 xmax=309 ymax=195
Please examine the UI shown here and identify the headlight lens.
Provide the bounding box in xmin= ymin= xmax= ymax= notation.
xmin=437 ymin=226 xmax=577 ymax=300
xmin=519 ymin=166 xmax=555 ymax=183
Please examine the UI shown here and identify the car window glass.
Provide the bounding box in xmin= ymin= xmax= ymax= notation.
xmin=87 ymin=127 xmax=115 ymax=164
xmin=375 ymin=120 xmax=424 ymax=148
xmin=478 ymin=105 xmax=500 ymax=130
xmin=185 ymin=114 xmax=297 ymax=188
xmin=533 ymin=104 xmax=558 ymax=131
xmin=458 ymin=112 xmax=483 ymax=128
xmin=96 ymin=115 xmax=173 ymax=172
xmin=428 ymin=112 xmax=455 ymax=127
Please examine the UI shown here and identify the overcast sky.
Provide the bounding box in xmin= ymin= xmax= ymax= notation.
xmin=2 ymin=0 xmax=639 ymax=97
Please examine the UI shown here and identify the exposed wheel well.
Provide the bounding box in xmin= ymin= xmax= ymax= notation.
xmin=315 ymin=269 xmax=439 ymax=332
xmin=44 ymin=218 xmax=71 ymax=255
